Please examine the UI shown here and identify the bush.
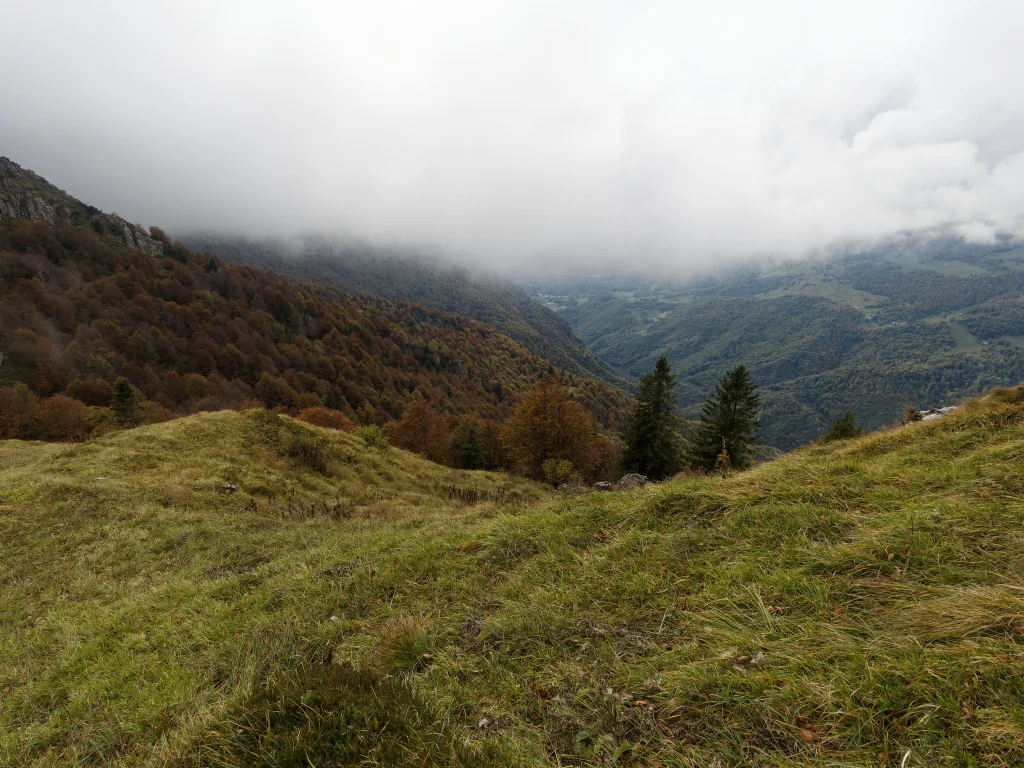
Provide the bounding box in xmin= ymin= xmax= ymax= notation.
xmin=37 ymin=394 xmax=91 ymax=442
xmin=823 ymin=410 xmax=862 ymax=442
xmin=66 ymin=378 xmax=114 ymax=407
xmin=542 ymin=458 xmax=579 ymax=487
xmin=297 ymin=407 xmax=356 ymax=431
xmin=354 ymin=425 xmax=389 ymax=451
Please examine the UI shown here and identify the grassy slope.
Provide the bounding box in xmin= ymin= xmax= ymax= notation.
xmin=4 ymin=403 xmax=1024 ymax=766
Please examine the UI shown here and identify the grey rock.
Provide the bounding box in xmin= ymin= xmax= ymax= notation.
xmin=617 ymin=473 xmax=648 ymax=490
xmin=594 ymin=481 xmax=613 ymax=491
xmin=219 ymin=484 xmax=238 ymax=494
xmin=558 ymin=482 xmax=588 ymax=494
xmin=117 ymin=218 xmax=164 ymax=257
xmin=914 ymin=406 xmax=959 ymax=422
xmin=0 ymin=157 xmax=72 ymax=223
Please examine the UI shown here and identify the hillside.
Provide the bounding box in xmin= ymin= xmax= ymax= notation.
xmin=5 ymin=394 xmax=1024 ymax=766
xmin=532 ymin=236 xmax=1024 ymax=448
xmin=0 ymin=157 xmax=627 ymax=440
xmin=184 ymin=233 xmax=624 ymax=387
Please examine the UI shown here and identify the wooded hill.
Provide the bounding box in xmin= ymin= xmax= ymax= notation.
xmin=0 ymin=158 xmax=627 ymax=446
xmin=184 ymin=233 xmax=624 ymax=387
xmin=534 ymin=237 xmax=1024 ymax=449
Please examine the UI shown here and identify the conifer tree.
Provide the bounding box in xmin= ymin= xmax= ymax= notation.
xmin=823 ymin=410 xmax=860 ymax=442
xmin=111 ymin=377 xmax=141 ymax=429
xmin=456 ymin=421 xmax=486 ymax=470
xmin=621 ymin=357 xmax=685 ymax=480
xmin=687 ymin=365 xmax=760 ymax=471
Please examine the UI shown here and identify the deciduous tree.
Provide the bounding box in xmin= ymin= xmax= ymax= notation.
xmin=500 ymin=376 xmax=599 ymax=480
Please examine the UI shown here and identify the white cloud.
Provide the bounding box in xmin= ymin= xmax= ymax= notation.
xmin=1 ymin=0 xmax=1022 ymax=274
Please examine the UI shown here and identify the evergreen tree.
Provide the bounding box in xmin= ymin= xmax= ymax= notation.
xmin=823 ymin=410 xmax=860 ymax=442
xmin=110 ymin=377 xmax=141 ymax=429
xmin=456 ymin=421 xmax=486 ymax=470
xmin=687 ymin=365 xmax=760 ymax=471
xmin=621 ymin=357 xmax=685 ymax=480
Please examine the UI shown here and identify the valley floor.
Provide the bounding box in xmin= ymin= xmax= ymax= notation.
xmin=2 ymin=405 xmax=1024 ymax=766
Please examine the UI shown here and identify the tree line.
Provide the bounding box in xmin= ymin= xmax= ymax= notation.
xmin=0 ymin=213 xmax=864 ymax=479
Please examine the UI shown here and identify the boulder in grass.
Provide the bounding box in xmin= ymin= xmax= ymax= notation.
xmin=617 ymin=473 xmax=648 ymax=490
xmin=593 ymin=481 xmax=613 ymax=492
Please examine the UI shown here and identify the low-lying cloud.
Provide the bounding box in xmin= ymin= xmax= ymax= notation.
xmin=2 ymin=0 xmax=1023 ymax=275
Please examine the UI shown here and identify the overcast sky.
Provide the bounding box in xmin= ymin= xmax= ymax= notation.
xmin=2 ymin=0 xmax=1023 ymax=274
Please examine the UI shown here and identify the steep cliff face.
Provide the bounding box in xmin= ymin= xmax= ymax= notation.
xmin=117 ymin=218 xmax=164 ymax=257
xmin=0 ymin=157 xmax=162 ymax=256
xmin=0 ymin=159 xmax=72 ymax=223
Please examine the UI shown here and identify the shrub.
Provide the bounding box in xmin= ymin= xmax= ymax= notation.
xmin=110 ymin=377 xmax=141 ymax=429
xmin=354 ymin=425 xmax=389 ymax=451
xmin=297 ymin=407 xmax=356 ymax=431
xmin=823 ymin=410 xmax=862 ymax=442
xmin=37 ymin=394 xmax=91 ymax=441
xmin=66 ymin=378 xmax=114 ymax=407
xmin=542 ymin=457 xmax=579 ymax=487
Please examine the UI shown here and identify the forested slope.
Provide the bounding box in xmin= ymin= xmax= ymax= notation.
xmin=0 ymin=158 xmax=627 ymax=443
xmin=539 ymin=237 xmax=1024 ymax=448
xmin=184 ymin=234 xmax=623 ymax=386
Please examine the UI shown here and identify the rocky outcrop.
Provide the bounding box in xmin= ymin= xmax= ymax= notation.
xmin=0 ymin=167 xmax=71 ymax=224
xmin=594 ymin=481 xmax=613 ymax=491
xmin=117 ymin=219 xmax=164 ymax=257
xmin=913 ymin=406 xmax=959 ymax=422
xmin=0 ymin=157 xmax=164 ymax=258
xmin=617 ymin=473 xmax=648 ymax=490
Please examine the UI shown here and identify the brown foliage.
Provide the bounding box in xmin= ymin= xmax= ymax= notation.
xmin=0 ymin=211 xmax=630 ymax=457
xmin=391 ymin=401 xmax=458 ymax=465
xmin=500 ymin=376 xmax=601 ymax=480
xmin=37 ymin=394 xmax=91 ymax=441
xmin=66 ymin=378 xmax=114 ymax=407
xmin=0 ymin=384 xmax=39 ymax=439
xmin=298 ymin=407 xmax=356 ymax=432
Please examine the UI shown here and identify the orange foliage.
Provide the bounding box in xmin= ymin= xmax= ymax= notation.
xmin=37 ymin=394 xmax=91 ymax=441
xmin=500 ymin=376 xmax=601 ymax=480
xmin=297 ymin=407 xmax=356 ymax=432
xmin=391 ymin=401 xmax=458 ymax=465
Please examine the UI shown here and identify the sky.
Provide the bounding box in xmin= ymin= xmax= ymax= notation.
xmin=2 ymin=0 xmax=1024 ymax=275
